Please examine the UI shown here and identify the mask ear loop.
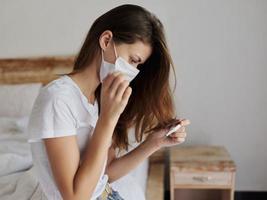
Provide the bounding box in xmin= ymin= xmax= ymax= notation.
xmin=101 ymin=49 xmax=104 ymax=63
xmin=113 ymin=40 xmax=118 ymax=60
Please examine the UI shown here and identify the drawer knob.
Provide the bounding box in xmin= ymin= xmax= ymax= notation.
xmin=192 ymin=176 xmax=212 ymax=182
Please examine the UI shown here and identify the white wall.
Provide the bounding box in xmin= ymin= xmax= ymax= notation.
xmin=1 ymin=0 xmax=267 ymax=191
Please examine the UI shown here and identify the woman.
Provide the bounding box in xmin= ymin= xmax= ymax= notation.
xmin=27 ymin=4 xmax=190 ymax=200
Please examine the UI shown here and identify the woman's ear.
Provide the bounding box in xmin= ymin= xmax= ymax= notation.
xmin=99 ymin=30 xmax=113 ymax=51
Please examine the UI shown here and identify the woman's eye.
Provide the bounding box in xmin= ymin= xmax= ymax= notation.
xmin=130 ymin=59 xmax=138 ymax=64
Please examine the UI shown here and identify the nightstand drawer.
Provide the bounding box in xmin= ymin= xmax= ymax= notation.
xmin=174 ymin=171 xmax=232 ymax=187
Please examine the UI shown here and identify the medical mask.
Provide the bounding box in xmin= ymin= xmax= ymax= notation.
xmin=99 ymin=41 xmax=140 ymax=83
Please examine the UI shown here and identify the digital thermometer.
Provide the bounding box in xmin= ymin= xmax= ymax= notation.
xmin=165 ymin=124 xmax=182 ymax=137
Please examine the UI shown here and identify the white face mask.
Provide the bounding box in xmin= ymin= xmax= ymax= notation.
xmin=99 ymin=41 xmax=140 ymax=83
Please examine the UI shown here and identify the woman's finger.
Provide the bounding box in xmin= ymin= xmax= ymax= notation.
xmin=177 ymin=126 xmax=185 ymax=132
xmin=116 ymin=80 xmax=130 ymax=100
xmin=180 ymin=119 xmax=191 ymax=126
xmin=121 ymin=86 xmax=132 ymax=103
xmin=170 ymin=132 xmax=187 ymax=138
xmin=109 ymin=74 xmax=126 ymax=97
xmin=169 ymin=137 xmax=185 ymax=143
xmin=175 ymin=137 xmax=185 ymax=143
xmin=102 ymin=72 xmax=118 ymax=90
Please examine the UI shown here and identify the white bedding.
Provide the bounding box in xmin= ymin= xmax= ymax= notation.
xmin=0 ymin=117 xmax=38 ymax=199
xmin=0 ymin=117 xmax=148 ymax=200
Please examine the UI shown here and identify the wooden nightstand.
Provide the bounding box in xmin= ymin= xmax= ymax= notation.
xmin=169 ymin=145 xmax=236 ymax=200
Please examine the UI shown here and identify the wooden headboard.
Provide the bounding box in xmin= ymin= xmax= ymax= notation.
xmin=0 ymin=56 xmax=75 ymax=85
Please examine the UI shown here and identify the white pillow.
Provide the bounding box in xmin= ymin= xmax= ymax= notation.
xmin=0 ymin=83 xmax=42 ymax=117
xmin=0 ymin=116 xmax=29 ymax=133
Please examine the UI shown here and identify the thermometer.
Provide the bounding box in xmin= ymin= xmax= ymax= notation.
xmin=165 ymin=124 xmax=182 ymax=137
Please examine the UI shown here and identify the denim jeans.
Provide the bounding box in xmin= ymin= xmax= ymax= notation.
xmin=96 ymin=183 xmax=124 ymax=200
xmin=106 ymin=188 xmax=124 ymax=200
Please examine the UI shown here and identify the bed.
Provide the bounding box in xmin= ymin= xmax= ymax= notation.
xmin=0 ymin=56 xmax=167 ymax=200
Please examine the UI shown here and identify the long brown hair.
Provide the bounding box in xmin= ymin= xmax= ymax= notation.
xmin=62 ymin=4 xmax=178 ymax=152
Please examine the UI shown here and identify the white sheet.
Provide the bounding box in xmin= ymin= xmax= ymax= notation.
xmin=0 ymin=117 xmax=39 ymax=199
xmin=0 ymin=168 xmax=40 ymax=200
xmin=0 ymin=117 xmax=32 ymax=177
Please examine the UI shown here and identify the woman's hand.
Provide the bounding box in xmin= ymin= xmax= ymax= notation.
xmin=144 ymin=119 xmax=190 ymax=151
xmin=99 ymin=72 xmax=132 ymax=124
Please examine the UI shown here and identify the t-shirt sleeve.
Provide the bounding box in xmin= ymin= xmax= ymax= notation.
xmin=27 ymin=95 xmax=77 ymax=143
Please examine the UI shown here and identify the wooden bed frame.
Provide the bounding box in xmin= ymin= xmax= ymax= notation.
xmin=0 ymin=56 xmax=167 ymax=200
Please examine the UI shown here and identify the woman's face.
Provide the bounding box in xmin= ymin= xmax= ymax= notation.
xmin=100 ymin=31 xmax=152 ymax=68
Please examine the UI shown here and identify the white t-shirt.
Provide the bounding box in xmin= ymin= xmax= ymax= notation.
xmin=27 ymin=74 xmax=109 ymax=200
